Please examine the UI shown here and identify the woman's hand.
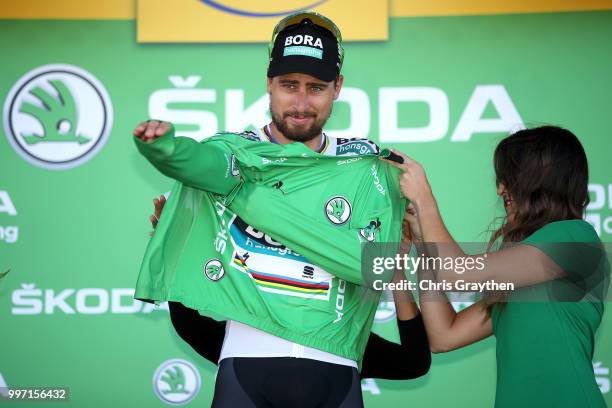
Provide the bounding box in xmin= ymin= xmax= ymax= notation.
xmin=382 ymin=150 xmax=434 ymax=211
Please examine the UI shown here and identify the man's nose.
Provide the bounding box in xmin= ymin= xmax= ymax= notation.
xmin=293 ymin=87 xmax=310 ymax=111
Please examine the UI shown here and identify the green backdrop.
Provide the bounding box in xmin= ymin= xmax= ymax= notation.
xmin=1 ymin=11 xmax=611 ymax=407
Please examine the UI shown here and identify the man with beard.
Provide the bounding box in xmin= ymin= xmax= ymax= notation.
xmin=135 ymin=12 xmax=429 ymax=407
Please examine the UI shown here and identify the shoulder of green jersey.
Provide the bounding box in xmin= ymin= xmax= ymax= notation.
xmin=212 ymin=130 xmax=261 ymax=142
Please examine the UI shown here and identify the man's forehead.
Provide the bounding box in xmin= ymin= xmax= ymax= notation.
xmin=273 ymin=72 xmax=332 ymax=85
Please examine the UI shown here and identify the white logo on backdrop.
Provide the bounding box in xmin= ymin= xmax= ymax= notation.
xmin=11 ymin=285 xmax=167 ymax=315
xmin=153 ymin=359 xmax=201 ymax=406
xmin=585 ymin=184 xmax=612 ymax=237
xmin=451 ymin=292 xmax=478 ymax=312
xmin=148 ymin=75 xmax=524 ymax=142
xmin=361 ymin=378 xmax=381 ymax=395
xmin=0 ymin=191 xmax=18 ymax=244
xmin=594 ymin=361 xmax=610 ymax=394
xmin=0 ymin=372 xmax=8 ymax=397
xmin=3 ymin=64 xmax=113 ymax=170
xmin=374 ymin=298 xmax=397 ymax=324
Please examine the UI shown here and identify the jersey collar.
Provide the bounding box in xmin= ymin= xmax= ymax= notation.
xmin=263 ymin=124 xmax=328 ymax=154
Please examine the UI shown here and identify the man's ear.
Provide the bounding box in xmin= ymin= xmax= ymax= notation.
xmin=333 ymin=75 xmax=344 ymax=100
xmin=267 ymin=77 xmax=273 ymax=94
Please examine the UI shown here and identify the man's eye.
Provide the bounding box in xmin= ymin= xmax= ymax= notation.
xmin=310 ymin=86 xmax=323 ymax=92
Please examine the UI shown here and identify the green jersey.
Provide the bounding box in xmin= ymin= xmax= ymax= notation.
xmin=492 ymin=220 xmax=609 ymax=407
xmin=133 ymin=126 xmax=407 ymax=363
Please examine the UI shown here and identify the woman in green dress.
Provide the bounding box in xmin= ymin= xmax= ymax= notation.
xmin=386 ymin=126 xmax=609 ymax=407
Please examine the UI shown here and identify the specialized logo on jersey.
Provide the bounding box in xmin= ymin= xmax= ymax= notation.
xmin=359 ymin=218 xmax=381 ymax=242
xmin=233 ymin=252 xmax=249 ymax=271
xmin=229 ymin=216 xmax=332 ymax=300
xmin=336 ymin=138 xmax=379 ymax=156
xmin=3 ymin=64 xmax=113 ymax=170
xmin=325 ymin=196 xmax=352 ymax=225
xmin=153 ymin=359 xmax=201 ymax=405
xmin=204 ymin=259 xmax=225 ymax=281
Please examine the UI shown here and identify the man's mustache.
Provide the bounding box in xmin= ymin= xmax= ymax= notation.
xmin=284 ymin=111 xmax=316 ymax=118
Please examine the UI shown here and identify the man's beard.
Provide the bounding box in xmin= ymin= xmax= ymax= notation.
xmin=270 ymin=101 xmax=331 ymax=143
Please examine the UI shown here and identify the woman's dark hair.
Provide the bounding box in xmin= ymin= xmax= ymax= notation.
xmin=484 ymin=126 xmax=590 ymax=312
xmin=489 ymin=125 xmax=589 ymax=245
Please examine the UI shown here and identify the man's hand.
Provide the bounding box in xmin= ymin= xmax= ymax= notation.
xmin=134 ymin=120 xmax=171 ymax=143
xmin=399 ymin=203 xmax=421 ymax=255
xmin=403 ymin=203 xmax=422 ymax=242
xmin=149 ymin=194 xmax=167 ymax=236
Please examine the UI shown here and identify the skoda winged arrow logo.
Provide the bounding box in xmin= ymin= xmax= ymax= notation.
xmin=3 ymin=64 xmax=113 ymax=170
xmin=325 ymin=196 xmax=351 ymax=225
xmin=19 ymin=79 xmax=89 ymax=145
xmin=160 ymin=366 xmax=189 ymax=395
xmin=153 ymin=359 xmax=201 ymax=405
xmin=204 ymin=259 xmax=225 ymax=281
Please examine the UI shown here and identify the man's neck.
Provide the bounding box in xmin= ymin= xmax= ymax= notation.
xmin=268 ymin=122 xmax=323 ymax=152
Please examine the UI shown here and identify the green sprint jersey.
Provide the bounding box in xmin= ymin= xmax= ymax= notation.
xmin=134 ymin=125 xmax=407 ymax=363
